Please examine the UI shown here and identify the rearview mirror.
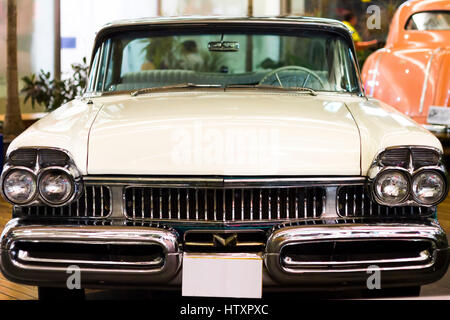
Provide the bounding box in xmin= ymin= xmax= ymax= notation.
xmin=208 ymin=41 xmax=240 ymax=52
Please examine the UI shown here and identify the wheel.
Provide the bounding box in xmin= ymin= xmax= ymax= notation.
xmin=362 ymin=286 xmax=421 ymax=298
xmin=38 ymin=287 xmax=86 ymax=300
xmin=259 ymin=65 xmax=326 ymax=89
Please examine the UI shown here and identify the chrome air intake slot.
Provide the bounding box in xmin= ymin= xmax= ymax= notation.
xmin=379 ymin=148 xmax=410 ymax=168
xmin=411 ymin=148 xmax=440 ymax=168
xmin=280 ymin=239 xmax=435 ymax=270
xmin=39 ymin=149 xmax=70 ymax=168
xmin=10 ymin=241 xmax=165 ymax=270
xmin=378 ymin=147 xmax=441 ymax=169
xmin=9 ymin=149 xmax=38 ymax=167
xmin=8 ymin=148 xmax=71 ymax=169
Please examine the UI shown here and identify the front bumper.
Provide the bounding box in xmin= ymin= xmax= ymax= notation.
xmin=0 ymin=218 xmax=448 ymax=291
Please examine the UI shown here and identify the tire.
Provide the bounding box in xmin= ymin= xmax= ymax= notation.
xmin=362 ymin=286 xmax=421 ymax=298
xmin=38 ymin=287 xmax=86 ymax=300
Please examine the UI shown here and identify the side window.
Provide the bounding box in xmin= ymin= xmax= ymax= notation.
xmin=86 ymin=48 xmax=100 ymax=93
xmin=94 ymin=40 xmax=111 ymax=92
xmin=405 ymin=11 xmax=450 ymax=30
xmin=405 ymin=17 xmax=418 ymax=30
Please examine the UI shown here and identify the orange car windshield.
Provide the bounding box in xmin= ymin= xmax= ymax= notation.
xmin=406 ymin=11 xmax=450 ymax=31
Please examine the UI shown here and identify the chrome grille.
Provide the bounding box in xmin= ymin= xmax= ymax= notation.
xmin=124 ymin=187 xmax=326 ymax=222
xmin=22 ymin=186 xmax=111 ymax=218
xmin=337 ymin=185 xmax=434 ymax=218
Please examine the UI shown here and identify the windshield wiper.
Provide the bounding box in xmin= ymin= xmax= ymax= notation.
xmin=131 ymin=83 xmax=222 ymax=97
xmin=131 ymin=83 xmax=318 ymax=97
xmin=226 ymin=84 xmax=318 ymax=96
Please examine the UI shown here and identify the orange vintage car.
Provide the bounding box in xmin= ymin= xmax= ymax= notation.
xmin=362 ymin=0 xmax=450 ymax=131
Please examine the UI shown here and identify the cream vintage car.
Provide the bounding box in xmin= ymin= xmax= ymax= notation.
xmin=0 ymin=17 xmax=449 ymax=299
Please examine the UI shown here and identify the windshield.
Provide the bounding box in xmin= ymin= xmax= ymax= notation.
xmin=406 ymin=11 xmax=450 ymax=30
xmin=87 ymin=27 xmax=360 ymax=94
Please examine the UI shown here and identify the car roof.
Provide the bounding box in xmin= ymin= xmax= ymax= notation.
xmin=98 ymin=16 xmax=350 ymax=34
xmin=386 ymin=0 xmax=450 ymax=46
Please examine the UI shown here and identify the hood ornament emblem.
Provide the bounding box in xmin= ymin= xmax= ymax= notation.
xmin=213 ymin=234 xmax=238 ymax=247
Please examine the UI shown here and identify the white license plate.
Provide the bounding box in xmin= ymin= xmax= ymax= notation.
xmin=182 ymin=253 xmax=263 ymax=299
xmin=427 ymin=106 xmax=450 ymax=125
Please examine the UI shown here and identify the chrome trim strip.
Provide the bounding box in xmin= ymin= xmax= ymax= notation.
xmin=1 ymin=224 xmax=178 ymax=254
xmin=98 ymin=17 xmax=351 ymax=34
xmin=93 ymin=42 xmax=104 ymax=91
xmin=83 ymin=176 xmax=367 ymax=188
xmin=368 ymin=49 xmax=385 ymax=97
xmin=283 ymin=250 xmax=431 ymax=267
xmin=16 ymin=249 xmax=164 ymax=267
xmin=101 ymin=41 xmax=111 ymax=92
xmin=419 ymin=47 xmax=442 ymax=114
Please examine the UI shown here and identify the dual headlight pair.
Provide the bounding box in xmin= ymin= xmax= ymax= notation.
xmin=2 ymin=168 xmax=75 ymax=206
xmin=373 ymin=169 xmax=446 ymax=206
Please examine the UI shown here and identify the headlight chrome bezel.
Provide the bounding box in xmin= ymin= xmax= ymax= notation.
xmin=0 ymin=148 xmax=82 ymax=207
xmin=369 ymin=146 xmax=448 ymax=207
xmin=1 ymin=167 xmax=38 ymax=205
xmin=373 ymin=168 xmax=411 ymax=206
xmin=37 ymin=167 xmax=77 ymax=206
xmin=411 ymin=168 xmax=448 ymax=206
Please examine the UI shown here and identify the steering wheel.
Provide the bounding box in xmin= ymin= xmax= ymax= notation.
xmin=259 ymin=66 xmax=325 ymax=89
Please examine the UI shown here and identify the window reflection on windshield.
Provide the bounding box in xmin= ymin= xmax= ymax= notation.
xmin=88 ymin=31 xmax=360 ymax=94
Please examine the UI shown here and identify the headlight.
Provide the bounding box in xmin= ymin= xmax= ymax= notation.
xmin=374 ymin=170 xmax=410 ymax=205
xmin=412 ymin=171 xmax=446 ymax=205
xmin=2 ymin=169 xmax=37 ymax=204
xmin=38 ymin=169 xmax=74 ymax=205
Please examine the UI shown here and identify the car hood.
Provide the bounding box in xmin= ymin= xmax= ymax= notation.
xmin=87 ymin=91 xmax=361 ymax=176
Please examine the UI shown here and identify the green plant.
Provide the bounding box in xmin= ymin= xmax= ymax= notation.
xmin=21 ymin=57 xmax=89 ymax=112
xmin=141 ymin=38 xmax=182 ymax=69
xmin=198 ymin=51 xmax=226 ymax=72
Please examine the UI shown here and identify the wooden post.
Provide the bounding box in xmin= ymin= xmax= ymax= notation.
xmin=247 ymin=0 xmax=253 ymax=17
xmin=280 ymin=0 xmax=292 ymax=16
xmin=54 ymin=0 xmax=61 ymax=80
xmin=246 ymin=0 xmax=253 ymax=72
xmin=157 ymin=0 xmax=162 ymax=16
xmin=4 ymin=0 xmax=24 ymax=138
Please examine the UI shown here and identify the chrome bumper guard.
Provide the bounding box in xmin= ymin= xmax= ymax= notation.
xmin=265 ymin=222 xmax=449 ymax=287
xmin=0 ymin=218 xmax=448 ymax=290
xmin=0 ymin=219 xmax=181 ymax=287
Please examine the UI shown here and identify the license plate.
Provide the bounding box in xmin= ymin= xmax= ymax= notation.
xmin=182 ymin=253 xmax=263 ymax=299
xmin=427 ymin=106 xmax=450 ymax=125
